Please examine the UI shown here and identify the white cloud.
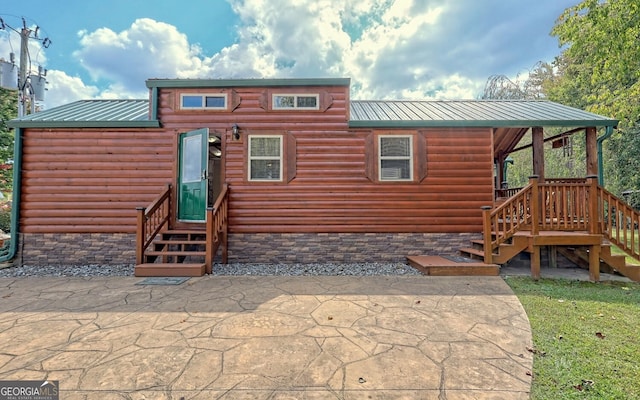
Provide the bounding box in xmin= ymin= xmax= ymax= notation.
xmin=41 ymin=70 xmax=100 ymax=107
xmin=74 ymin=18 xmax=211 ymax=88
xmin=5 ymin=0 xmax=573 ymax=108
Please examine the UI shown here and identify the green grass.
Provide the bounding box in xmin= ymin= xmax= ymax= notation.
xmin=505 ymin=277 xmax=640 ymax=399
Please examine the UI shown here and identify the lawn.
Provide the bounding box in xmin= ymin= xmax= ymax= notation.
xmin=505 ymin=277 xmax=640 ymax=399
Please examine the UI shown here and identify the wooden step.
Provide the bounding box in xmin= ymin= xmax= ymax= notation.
xmin=612 ymin=264 xmax=640 ymax=282
xmin=459 ymin=247 xmax=491 ymax=260
xmin=134 ymin=263 xmax=206 ymax=277
xmin=145 ymin=250 xmax=205 ymax=257
xmin=154 ymin=239 xmax=207 ymax=245
xmin=407 ymin=255 xmax=499 ymax=276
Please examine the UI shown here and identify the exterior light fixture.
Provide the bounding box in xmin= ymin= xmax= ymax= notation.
xmin=232 ymin=124 xmax=240 ymax=140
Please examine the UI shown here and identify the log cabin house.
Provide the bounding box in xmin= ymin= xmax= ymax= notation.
xmin=6 ymin=78 xmax=640 ymax=280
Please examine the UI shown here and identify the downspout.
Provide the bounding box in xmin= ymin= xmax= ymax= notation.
xmin=596 ymin=126 xmax=614 ymax=186
xmin=0 ymin=127 xmax=23 ymax=262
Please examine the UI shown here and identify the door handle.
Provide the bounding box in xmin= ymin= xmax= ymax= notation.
xmin=201 ymin=169 xmax=207 ymax=180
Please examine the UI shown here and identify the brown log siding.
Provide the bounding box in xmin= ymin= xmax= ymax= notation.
xmin=18 ymin=83 xmax=493 ymax=236
xmin=20 ymin=129 xmax=174 ymax=233
xmin=227 ymin=127 xmax=493 ymax=233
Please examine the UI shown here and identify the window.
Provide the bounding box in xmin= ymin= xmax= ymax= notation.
xmin=272 ymin=94 xmax=319 ymax=110
xmin=248 ymin=135 xmax=283 ymax=181
xmin=180 ymin=93 xmax=227 ymax=109
xmin=379 ymin=136 xmax=413 ymax=181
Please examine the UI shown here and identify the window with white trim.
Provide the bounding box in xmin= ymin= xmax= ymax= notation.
xmin=272 ymin=94 xmax=319 ymax=110
xmin=248 ymin=135 xmax=283 ymax=181
xmin=180 ymin=93 xmax=227 ymax=109
xmin=379 ymin=135 xmax=413 ymax=181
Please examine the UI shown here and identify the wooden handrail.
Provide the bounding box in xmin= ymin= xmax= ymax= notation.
xmin=598 ymin=185 xmax=640 ymax=261
xmin=136 ymin=184 xmax=172 ymax=264
xmin=483 ymin=180 xmax=535 ymax=263
xmin=205 ymin=184 xmax=229 ymax=273
xmin=545 ymin=177 xmax=587 ymax=184
xmin=495 ymin=187 xmax=523 ymax=199
xmin=483 ymin=177 xmax=640 ymax=265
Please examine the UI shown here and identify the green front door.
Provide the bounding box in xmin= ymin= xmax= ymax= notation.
xmin=178 ymin=128 xmax=208 ymax=221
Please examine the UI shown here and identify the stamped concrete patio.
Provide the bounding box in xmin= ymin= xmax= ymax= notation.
xmin=0 ymin=275 xmax=533 ymax=399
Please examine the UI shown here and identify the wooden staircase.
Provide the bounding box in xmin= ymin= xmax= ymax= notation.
xmin=135 ymin=229 xmax=207 ymax=277
xmin=460 ymin=234 xmax=529 ymax=265
xmin=558 ymin=244 xmax=640 ymax=282
xmin=134 ymin=184 xmax=229 ymax=277
xmin=459 ymin=176 xmax=640 ymax=282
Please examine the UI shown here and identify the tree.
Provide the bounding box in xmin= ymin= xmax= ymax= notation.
xmin=480 ymin=62 xmax=586 ymax=188
xmin=549 ymin=0 xmax=640 ymax=195
xmin=0 ymin=88 xmax=17 ymax=194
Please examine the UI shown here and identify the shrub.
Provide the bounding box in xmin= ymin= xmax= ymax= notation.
xmin=0 ymin=201 xmax=11 ymax=233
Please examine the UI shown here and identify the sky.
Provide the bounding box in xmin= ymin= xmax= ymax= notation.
xmin=0 ymin=0 xmax=580 ymax=109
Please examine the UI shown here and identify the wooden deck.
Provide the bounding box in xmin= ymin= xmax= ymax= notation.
xmin=406 ymin=255 xmax=499 ymax=276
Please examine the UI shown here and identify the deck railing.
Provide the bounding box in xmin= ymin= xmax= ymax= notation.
xmin=483 ymin=176 xmax=640 ymax=264
xmin=136 ymin=184 xmax=172 ymax=265
xmin=205 ymin=184 xmax=229 ymax=273
xmin=598 ymin=186 xmax=640 ymax=261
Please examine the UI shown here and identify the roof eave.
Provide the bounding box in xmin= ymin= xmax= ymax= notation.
xmin=146 ymin=77 xmax=351 ymax=89
xmin=7 ymin=120 xmax=162 ymax=129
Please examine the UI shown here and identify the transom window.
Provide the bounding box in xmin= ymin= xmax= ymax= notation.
xmin=248 ymin=135 xmax=283 ymax=181
xmin=272 ymin=94 xmax=319 ymax=110
xmin=180 ymin=93 xmax=227 ymax=110
xmin=379 ymin=136 xmax=413 ymax=181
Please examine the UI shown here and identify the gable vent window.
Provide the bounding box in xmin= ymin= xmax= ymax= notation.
xmin=379 ymin=136 xmax=413 ymax=181
xmin=272 ymin=94 xmax=319 ymax=110
xmin=181 ymin=94 xmax=227 ymax=110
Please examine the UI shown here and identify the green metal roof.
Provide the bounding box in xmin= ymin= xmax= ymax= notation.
xmin=349 ymin=100 xmax=619 ymax=128
xmin=7 ymin=99 xmax=160 ymax=128
xmin=146 ymin=77 xmax=351 ymax=88
xmin=8 ymin=95 xmax=618 ymax=130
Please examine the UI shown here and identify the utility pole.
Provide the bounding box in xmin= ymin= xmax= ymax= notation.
xmin=0 ymin=17 xmax=51 ymax=117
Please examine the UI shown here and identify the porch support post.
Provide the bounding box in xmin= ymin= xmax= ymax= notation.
xmin=586 ymin=127 xmax=598 ymax=177
xmin=532 ymin=127 xmax=545 ymax=182
xmin=496 ymin=152 xmax=505 ymax=192
xmin=587 ymin=175 xmax=600 ymax=234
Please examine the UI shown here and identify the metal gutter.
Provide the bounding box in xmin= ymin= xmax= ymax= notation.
xmin=597 ymin=125 xmax=615 ymax=185
xmin=7 ymin=120 xmax=161 ymax=129
xmin=348 ymin=119 xmax=618 ymax=129
xmin=0 ymin=127 xmax=22 ymax=263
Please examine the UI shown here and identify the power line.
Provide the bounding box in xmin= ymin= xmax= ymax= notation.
xmin=0 ymin=16 xmax=51 ymax=117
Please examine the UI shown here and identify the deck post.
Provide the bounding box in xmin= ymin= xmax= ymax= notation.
xmin=481 ymin=206 xmax=493 ymax=264
xmin=167 ymin=184 xmax=174 ymax=230
xmin=531 ymin=245 xmax=541 ymax=280
xmin=135 ymin=207 xmax=146 ymax=265
xmin=548 ymin=246 xmax=557 ymax=268
xmin=529 ymin=175 xmax=540 ymax=235
xmin=587 ymin=175 xmax=600 ymax=235
xmin=589 ymin=244 xmax=600 ymax=282
xmin=205 ymin=207 xmax=214 ymax=274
